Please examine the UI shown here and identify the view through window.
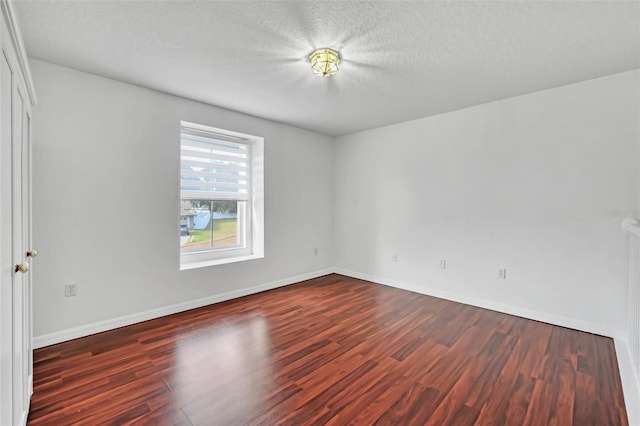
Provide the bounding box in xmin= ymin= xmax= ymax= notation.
xmin=180 ymin=200 xmax=244 ymax=250
xmin=179 ymin=121 xmax=260 ymax=267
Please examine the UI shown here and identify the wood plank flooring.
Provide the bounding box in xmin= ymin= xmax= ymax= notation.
xmin=28 ymin=274 xmax=628 ymax=425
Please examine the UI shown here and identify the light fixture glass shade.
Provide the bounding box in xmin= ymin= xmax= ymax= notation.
xmin=309 ymin=48 xmax=340 ymax=77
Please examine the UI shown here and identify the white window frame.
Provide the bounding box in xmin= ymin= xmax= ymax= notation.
xmin=179 ymin=121 xmax=264 ymax=270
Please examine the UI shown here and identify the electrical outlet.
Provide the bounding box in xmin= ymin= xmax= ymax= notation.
xmin=498 ymin=268 xmax=507 ymax=279
xmin=392 ymin=253 xmax=398 ymax=263
xmin=440 ymin=260 xmax=446 ymax=269
xmin=64 ymin=283 xmax=77 ymax=297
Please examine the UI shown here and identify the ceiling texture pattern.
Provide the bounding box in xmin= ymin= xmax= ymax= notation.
xmin=14 ymin=0 xmax=640 ymax=136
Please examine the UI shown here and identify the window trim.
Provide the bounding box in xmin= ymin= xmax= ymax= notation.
xmin=179 ymin=121 xmax=264 ymax=270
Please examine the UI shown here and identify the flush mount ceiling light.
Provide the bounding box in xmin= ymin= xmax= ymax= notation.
xmin=309 ymin=48 xmax=340 ymax=77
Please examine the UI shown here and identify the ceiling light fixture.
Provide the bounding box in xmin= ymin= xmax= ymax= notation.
xmin=309 ymin=48 xmax=340 ymax=77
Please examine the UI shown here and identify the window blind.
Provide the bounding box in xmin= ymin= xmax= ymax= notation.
xmin=180 ymin=125 xmax=250 ymax=201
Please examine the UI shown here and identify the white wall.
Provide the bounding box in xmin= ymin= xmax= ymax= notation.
xmin=30 ymin=59 xmax=334 ymax=340
xmin=334 ymin=70 xmax=640 ymax=337
xmin=30 ymin=58 xmax=640 ymax=345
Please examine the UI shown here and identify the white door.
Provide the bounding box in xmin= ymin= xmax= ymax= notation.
xmin=0 ymin=18 xmax=33 ymax=426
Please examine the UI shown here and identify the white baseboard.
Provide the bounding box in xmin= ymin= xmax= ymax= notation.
xmin=35 ymin=266 xmax=620 ymax=348
xmin=332 ymin=268 xmax=621 ymax=339
xmin=615 ymin=338 xmax=640 ymax=426
xmin=33 ymin=268 xmax=333 ymax=349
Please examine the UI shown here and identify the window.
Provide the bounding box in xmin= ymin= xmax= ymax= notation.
xmin=179 ymin=121 xmax=264 ymax=269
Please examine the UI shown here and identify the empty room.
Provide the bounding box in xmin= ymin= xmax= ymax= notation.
xmin=1 ymin=0 xmax=639 ymax=424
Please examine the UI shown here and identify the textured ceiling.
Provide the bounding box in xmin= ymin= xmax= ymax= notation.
xmin=14 ymin=0 xmax=640 ymax=136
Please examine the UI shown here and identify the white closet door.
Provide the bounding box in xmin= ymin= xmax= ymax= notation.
xmin=0 ymin=11 xmax=34 ymax=425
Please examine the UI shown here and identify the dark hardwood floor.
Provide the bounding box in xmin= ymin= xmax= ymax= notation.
xmin=28 ymin=274 xmax=628 ymax=425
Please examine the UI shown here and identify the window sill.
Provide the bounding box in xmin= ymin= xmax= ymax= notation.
xmin=180 ymin=253 xmax=264 ymax=271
